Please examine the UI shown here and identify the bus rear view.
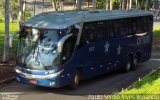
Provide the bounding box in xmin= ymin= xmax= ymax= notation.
xmin=11 ymin=10 xmax=153 ymax=89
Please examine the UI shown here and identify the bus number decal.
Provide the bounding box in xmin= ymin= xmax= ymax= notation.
xmin=117 ymin=45 xmax=122 ymax=55
xmin=89 ymin=47 xmax=95 ymax=52
xmin=104 ymin=42 xmax=110 ymax=53
xmin=137 ymin=35 xmax=150 ymax=45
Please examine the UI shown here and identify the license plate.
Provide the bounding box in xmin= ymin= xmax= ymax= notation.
xmin=29 ymin=80 xmax=37 ymax=84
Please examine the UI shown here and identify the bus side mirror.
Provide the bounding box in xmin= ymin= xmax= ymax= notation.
xmin=57 ymin=33 xmax=73 ymax=52
xmin=9 ymin=32 xmax=19 ymax=48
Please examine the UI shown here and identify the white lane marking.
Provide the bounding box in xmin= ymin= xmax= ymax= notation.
xmin=0 ymin=92 xmax=36 ymax=95
xmin=150 ymin=59 xmax=160 ymax=61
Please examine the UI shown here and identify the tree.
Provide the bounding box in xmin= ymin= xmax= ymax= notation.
xmin=127 ymin=0 xmax=128 ymax=9
xmin=122 ymin=0 xmax=126 ymax=10
xmin=129 ymin=0 xmax=132 ymax=9
xmin=18 ymin=0 xmax=25 ymax=21
xmin=135 ymin=0 xmax=138 ymax=9
xmin=153 ymin=0 xmax=159 ymax=10
xmin=106 ymin=0 xmax=109 ymax=10
xmin=42 ymin=0 xmax=44 ymax=12
xmin=0 ymin=1 xmax=4 ymax=22
xmin=10 ymin=0 xmax=19 ymax=22
xmin=137 ymin=0 xmax=148 ymax=10
xmin=0 ymin=0 xmax=20 ymax=22
xmin=97 ymin=0 xmax=122 ymax=10
xmin=145 ymin=0 xmax=150 ymax=11
xmin=3 ymin=0 xmax=10 ymax=62
xmin=33 ymin=0 xmax=36 ymax=15
xmin=110 ymin=0 xmax=112 ymax=10
xmin=96 ymin=0 xmax=105 ymax=9
xmin=76 ymin=0 xmax=82 ymax=10
xmin=51 ymin=0 xmax=64 ymax=11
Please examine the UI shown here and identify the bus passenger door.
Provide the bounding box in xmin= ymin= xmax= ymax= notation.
xmin=77 ymin=23 xmax=99 ymax=78
xmin=60 ymin=27 xmax=79 ymax=65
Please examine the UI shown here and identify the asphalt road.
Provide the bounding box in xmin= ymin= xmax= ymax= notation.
xmin=0 ymin=49 xmax=160 ymax=100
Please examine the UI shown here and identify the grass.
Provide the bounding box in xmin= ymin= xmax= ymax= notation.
xmin=153 ymin=26 xmax=160 ymax=37
xmin=0 ymin=23 xmax=19 ymax=61
xmin=120 ymin=68 xmax=160 ymax=94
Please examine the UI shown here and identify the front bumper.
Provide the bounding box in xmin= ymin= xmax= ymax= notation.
xmin=14 ymin=66 xmax=63 ymax=88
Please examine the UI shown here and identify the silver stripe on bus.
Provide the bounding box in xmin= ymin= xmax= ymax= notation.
xmin=15 ymin=69 xmax=64 ymax=79
xmin=135 ymin=32 xmax=147 ymax=36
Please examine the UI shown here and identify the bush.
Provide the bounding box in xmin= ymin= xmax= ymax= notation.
xmin=0 ymin=13 xmax=4 ymax=23
xmin=96 ymin=0 xmax=106 ymax=9
xmin=96 ymin=0 xmax=122 ymax=9
xmin=0 ymin=0 xmax=32 ymax=22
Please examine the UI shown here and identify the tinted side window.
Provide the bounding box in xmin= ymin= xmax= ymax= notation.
xmin=79 ymin=21 xmax=107 ymax=47
xmin=82 ymin=22 xmax=95 ymax=42
xmin=107 ymin=19 xmax=127 ymax=38
xmin=106 ymin=20 xmax=114 ymax=38
xmin=96 ymin=21 xmax=107 ymax=40
xmin=128 ymin=18 xmax=133 ymax=35
xmin=79 ymin=23 xmax=94 ymax=47
xmin=136 ymin=17 xmax=142 ymax=34
xmin=147 ymin=15 xmax=153 ymax=32
xmin=132 ymin=18 xmax=137 ymax=34
xmin=113 ymin=20 xmax=121 ymax=38
xmin=141 ymin=17 xmax=148 ymax=33
xmin=79 ymin=15 xmax=153 ymax=45
xmin=119 ymin=20 xmax=126 ymax=36
xmin=136 ymin=16 xmax=153 ymax=34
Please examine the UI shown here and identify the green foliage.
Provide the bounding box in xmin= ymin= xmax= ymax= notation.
xmin=0 ymin=1 xmax=4 ymax=22
xmin=25 ymin=6 xmax=33 ymax=18
xmin=10 ymin=0 xmax=20 ymax=22
xmin=96 ymin=0 xmax=152 ymax=10
xmin=96 ymin=0 xmax=122 ymax=9
xmin=153 ymin=26 xmax=160 ymax=37
xmin=112 ymin=0 xmax=121 ymax=9
xmin=0 ymin=0 xmax=19 ymax=22
xmin=0 ymin=13 xmax=4 ymax=23
xmin=96 ymin=0 xmax=106 ymax=9
xmin=112 ymin=0 xmax=122 ymax=4
xmin=0 ymin=0 xmax=32 ymax=22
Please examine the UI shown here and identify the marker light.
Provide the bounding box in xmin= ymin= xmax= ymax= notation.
xmin=24 ymin=27 xmax=30 ymax=33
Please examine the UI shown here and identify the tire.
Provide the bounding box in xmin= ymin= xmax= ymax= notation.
xmin=131 ymin=56 xmax=139 ymax=70
xmin=123 ymin=58 xmax=132 ymax=73
xmin=69 ymin=71 xmax=80 ymax=89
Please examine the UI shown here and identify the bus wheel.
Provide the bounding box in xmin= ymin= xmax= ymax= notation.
xmin=69 ymin=71 xmax=80 ymax=89
xmin=131 ymin=56 xmax=139 ymax=70
xmin=123 ymin=58 xmax=132 ymax=73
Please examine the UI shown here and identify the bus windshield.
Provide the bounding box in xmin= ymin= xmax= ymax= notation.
xmin=17 ymin=27 xmax=67 ymax=70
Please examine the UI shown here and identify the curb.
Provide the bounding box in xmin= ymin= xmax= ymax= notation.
xmin=0 ymin=77 xmax=15 ymax=84
xmin=121 ymin=67 xmax=160 ymax=92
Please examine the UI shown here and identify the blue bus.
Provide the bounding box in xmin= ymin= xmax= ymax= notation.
xmin=10 ymin=10 xmax=153 ymax=89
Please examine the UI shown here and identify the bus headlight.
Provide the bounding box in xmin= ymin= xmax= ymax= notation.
xmin=15 ymin=68 xmax=21 ymax=73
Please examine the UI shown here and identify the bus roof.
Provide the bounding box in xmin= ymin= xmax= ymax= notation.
xmin=25 ymin=10 xmax=153 ymax=29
